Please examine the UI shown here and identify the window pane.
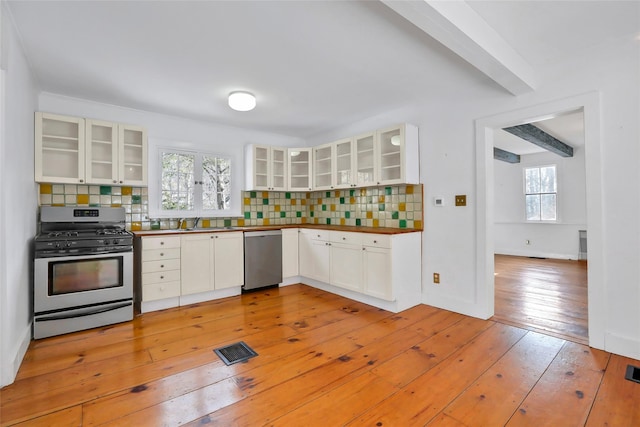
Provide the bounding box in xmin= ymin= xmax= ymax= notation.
xmin=201 ymin=155 xmax=231 ymax=211
xmin=526 ymin=194 xmax=540 ymax=220
xmin=540 ymin=166 xmax=556 ymax=193
xmin=541 ymin=194 xmax=557 ymax=220
xmin=525 ymin=168 xmax=540 ymax=193
xmin=161 ymin=152 xmax=194 ymax=211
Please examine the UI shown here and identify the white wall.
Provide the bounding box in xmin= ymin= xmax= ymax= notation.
xmin=1 ymin=2 xmax=39 ymax=387
xmin=309 ymin=33 xmax=640 ymax=359
xmin=494 ymin=148 xmax=587 ymax=259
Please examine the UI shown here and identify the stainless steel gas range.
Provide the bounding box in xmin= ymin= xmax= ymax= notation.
xmin=33 ymin=207 xmax=134 ymax=339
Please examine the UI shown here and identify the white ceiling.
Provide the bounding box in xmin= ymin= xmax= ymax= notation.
xmin=6 ymin=1 xmax=639 ymax=143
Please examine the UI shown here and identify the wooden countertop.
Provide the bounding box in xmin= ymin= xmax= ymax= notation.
xmin=132 ymin=224 xmax=421 ymax=237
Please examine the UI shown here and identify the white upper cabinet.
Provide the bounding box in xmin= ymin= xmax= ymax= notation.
xmin=245 ymin=145 xmax=287 ymax=191
xmin=334 ymin=137 xmax=354 ymax=188
xmin=86 ymin=119 xmax=118 ymax=185
xmin=36 ymin=112 xmax=147 ymax=185
xmin=288 ymin=148 xmax=313 ymax=191
xmin=375 ymin=123 xmax=419 ymax=185
xmin=313 ymin=143 xmax=333 ymax=190
xmin=354 ymin=132 xmax=377 ymax=187
xmin=35 ymin=112 xmax=86 ymax=184
xmin=119 ymin=124 xmax=147 ymax=186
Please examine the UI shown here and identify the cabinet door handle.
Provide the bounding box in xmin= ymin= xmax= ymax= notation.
xmin=79 ymin=179 xmax=84 ymax=183
xmin=160 ymin=253 xmax=164 ymax=256
xmin=160 ymin=265 xmax=164 ymax=268
xmin=160 ymin=276 xmax=164 ymax=279
xmin=160 ymin=242 xmax=164 ymax=245
xmin=113 ymin=180 xmax=117 ymax=184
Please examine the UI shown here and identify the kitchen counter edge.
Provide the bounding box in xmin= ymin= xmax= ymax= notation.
xmin=132 ymin=224 xmax=422 ymax=237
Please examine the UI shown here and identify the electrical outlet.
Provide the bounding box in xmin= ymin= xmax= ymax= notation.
xmin=433 ymin=273 xmax=440 ymax=284
xmin=455 ymin=195 xmax=467 ymax=206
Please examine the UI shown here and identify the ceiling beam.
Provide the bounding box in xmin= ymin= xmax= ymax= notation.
xmin=493 ymin=147 xmax=520 ymax=163
xmin=502 ymin=124 xmax=574 ymax=157
xmin=381 ymin=0 xmax=536 ymax=95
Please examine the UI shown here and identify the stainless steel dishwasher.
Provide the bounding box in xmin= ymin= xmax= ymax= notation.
xmin=243 ymin=230 xmax=282 ymax=291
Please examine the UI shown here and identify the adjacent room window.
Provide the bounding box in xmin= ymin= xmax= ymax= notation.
xmin=524 ymin=165 xmax=557 ymax=221
xmin=160 ymin=149 xmax=231 ymax=216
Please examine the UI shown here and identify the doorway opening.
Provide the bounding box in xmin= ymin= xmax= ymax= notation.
xmin=491 ymin=110 xmax=588 ymax=344
xmin=475 ymin=92 xmax=604 ymax=349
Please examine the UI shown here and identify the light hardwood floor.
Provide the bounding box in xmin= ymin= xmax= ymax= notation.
xmin=2 ymin=284 xmax=639 ymax=426
xmin=493 ymin=254 xmax=588 ymax=344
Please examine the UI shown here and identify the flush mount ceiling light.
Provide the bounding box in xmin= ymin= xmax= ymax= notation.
xmin=228 ymin=91 xmax=256 ymax=112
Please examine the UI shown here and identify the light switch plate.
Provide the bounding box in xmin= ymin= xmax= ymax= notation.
xmin=455 ymin=195 xmax=467 ymax=206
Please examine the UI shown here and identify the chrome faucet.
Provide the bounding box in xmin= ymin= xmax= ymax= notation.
xmin=177 ymin=218 xmax=186 ymax=229
xmin=193 ymin=217 xmax=201 ymax=229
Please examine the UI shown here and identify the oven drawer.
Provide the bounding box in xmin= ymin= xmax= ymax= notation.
xmin=142 ymin=258 xmax=181 ymax=274
xmin=143 ymin=281 xmax=181 ymax=301
xmin=142 ymin=248 xmax=180 ymax=262
xmin=142 ymin=269 xmax=181 ymax=286
xmin=142 ymin=236 xmax=181 ymax=251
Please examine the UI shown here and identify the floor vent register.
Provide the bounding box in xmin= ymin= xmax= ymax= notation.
xmin=214 ymin=341 xmax=258 ymax=365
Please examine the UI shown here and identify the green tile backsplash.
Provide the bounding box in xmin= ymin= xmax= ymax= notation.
xmin=38 ymin=184 xmax=423 ymax=231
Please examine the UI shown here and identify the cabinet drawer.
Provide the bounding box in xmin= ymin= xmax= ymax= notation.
xmin=301 ymin=229 xmax=329 ymax=241
xmin=330 ymin=231 xmax=362 ymax=245
xmin=143 ymin=281 xmax=181 ymax=301
xmin=362 ymin=234 xmax=391 ymax=249
xmin=142 ymin=236 xmax=180 ymax=251
xmin=142 ymin=269 xmax=181 ymax=285
xmin=142 ymin=248 xmax=180 ymax=261
xmin=142 ymin=258 xmax=181 ymax=274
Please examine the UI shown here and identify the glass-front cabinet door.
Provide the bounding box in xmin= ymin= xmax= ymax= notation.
xmin=377 ymin=126 xmax=404 ymax=184
xmin=270 ymin=147 xmax=287 ymax=191
xmin=354 ymin=132 xmax=376 ymax=186
xmin=288 ymin=148 xmax=312 ymax=191
xmin=334 ymin=138 xmax=353 ymax=188
xmin=313 ymin=143 xmax=333 ymax=190
xmin=35 ymin=112 xmax=85 ymax=184
xmin=119 ymin=124 xmax=147 ymax=186
xmin=86 ymin=119 xmax=118 ymax=184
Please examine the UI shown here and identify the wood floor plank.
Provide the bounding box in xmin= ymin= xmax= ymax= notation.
xmin=349 ymin=323 xmax=527 ymax=426
xmin=442 ymin=331 xmax=565 ymax=426
xmin=370 ymin=316 xmax=492 ymax=387
xmin=4 ymin=405 xmax=83 ymax=427
xmin=507 ymin=341 xmax=610 ymax=426
xmin=585 ymin=354 xmax=640 ymax=427
xmin=267 ymin=371 xmax=399 ymax=426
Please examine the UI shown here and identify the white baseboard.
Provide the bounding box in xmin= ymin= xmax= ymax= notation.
xmin=605 ymin=332 xmax=640 ymax=360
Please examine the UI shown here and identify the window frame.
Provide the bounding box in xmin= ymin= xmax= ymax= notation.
xmin=523 ymin=164 xmax=558 ymax=222
xmin=149 ymin=144 xmax=240 ymax=219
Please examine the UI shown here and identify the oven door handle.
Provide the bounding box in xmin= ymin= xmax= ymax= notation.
xmin=35 ymin=301 xmax=132 ymax=322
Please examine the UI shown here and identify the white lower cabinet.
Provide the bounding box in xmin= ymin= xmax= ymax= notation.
xmin=298 ymin=229 xmax=421 ymax=311
xmin=329 ymin=231 xmax=363 ymax=292
xmin=180 ymin=234 xmax=213 ymax=295
xmin=362 ymin=238 xmax=392 ymax=300
xmin=213 ymin=232 xmax=244 ymax=289
xmin=138 ymin=236 xmax=181 ymax=303
xmin=181 ymin=232 xmax=244 ymax=295
xmin=282 ymin=228 xmax=299 ymax=278
xmin=299 ymin=229 xmax=330 ymax=282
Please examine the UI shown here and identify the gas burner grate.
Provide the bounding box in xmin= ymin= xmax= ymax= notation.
xmin=214 ymin=341 xmax=258 ymax=365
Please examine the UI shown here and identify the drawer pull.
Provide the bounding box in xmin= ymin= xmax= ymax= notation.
xmin=160 ymin=265 xmax=164 ymax=268
xmin=373 ymin=240 xmax=377 ymax=244
xmin=342 ymin=237 xmax=346 ymax=240
xmin=160 ymin=253 xmax=164 ymax=256
xmin=160 ymin=276 xmax=164 ymax=279
xmin=160 ymin=242 xmax=164 ymax=245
